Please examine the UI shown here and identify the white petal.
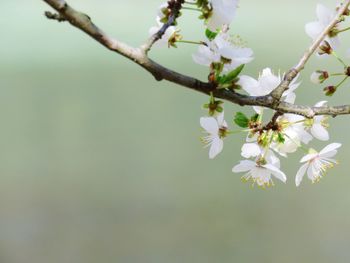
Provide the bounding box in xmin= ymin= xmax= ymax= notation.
xmin=319 ymin=143 xmax=342 ymax=156
xmin=311 ymin=123 xmax=329 ymax=141
xmin=232 ymin=160 xmax=255 ymax=173
xmin=253 ymin=106 xmax=264 ymax=114
xmin=237 ymin=75 xmax=260 ymax=96
xmin=295 ymin=163 xmax=309 ymax=187
xmin=316 ymin=4 xmax=334 ymax=24
xmin=320 ymin=150 xmax=337 ymax=159
xmin=327 ymin=36 xmax=340 ymax=50
xmin=258 ymin=69 xmax=280 ymax=94
xmin=200 ymin=117 xmax=219 ymax=134
xmin=216 ymin=112 xmax=225 ymax=126
xmin=300 ymin=153 xmax=318 ymax=163
xmin=300 ymin=130 xmax=313 ymax=145
xmin=209 ymin=137 xmax=223 ymax=159
xmin=284 ymin=92 xmax=296 ymax=104
xmin=305 ymin=22 xmax=323 ymax=39
xmin=266 ymin=150 xmax=280 ymax=168
xmin=264 ymin=164 xmax=287 ymax=183
xmin=307 ymin=163 xmax=319 ymax=181
xmin=241 ymin=143 xmax=261 ymax=158
xmin=314 ymin=100 xmax=327 ymax=107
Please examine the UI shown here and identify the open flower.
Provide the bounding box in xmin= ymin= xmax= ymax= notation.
xmin=271 ymin=114 xmax=313 ymax=157
xmin=238 ymin=68 xmax=300 ymax=113
xmin=207 ymin=0 xmax=239 ymax=31
xmin=295 ymin=143 xmax=341 ymax=186
xmin=200 ymin=112 xmax=228 ymax=159
xmin=304 ymin=101 xmax=329 ymax=141
xmin=232 ymin=154 xmax=286 ymax=188
xmin=192 ymin=32 xmax=254 ymax=72
xmin=305 ymin=4 xmax=340 ymax=50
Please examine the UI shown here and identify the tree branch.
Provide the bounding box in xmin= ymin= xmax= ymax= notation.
xmin=270 ymin=0 xmax=350 ymax=102
xmin=41 ymin=0 xmax=350 ymax=119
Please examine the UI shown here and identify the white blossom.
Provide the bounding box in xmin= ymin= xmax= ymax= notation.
xmin=295 ymin=143 xmax=341 ymax=186
xmin=259 ymin=114 xmax=311 ymax=157
xmin=207 ymin=0 xmax=239 ymax=31
xmin=192 ymin=32 xmax=254 ymax=72
xmin=200 ymin=112 xmax=228 ymax=159
xmin=238 ymin=68 xmax=300 ymax=113
xmin=305 ymin=4 xmax=340 ymax=49
xmin=305 ymin=101 xmax=330 ymax=141
xmin=232 ymin=152 xmax=286 ymax=187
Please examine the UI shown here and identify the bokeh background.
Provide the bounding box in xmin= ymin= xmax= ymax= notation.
xmin=1 ymin=0 xmax=350 ymax=262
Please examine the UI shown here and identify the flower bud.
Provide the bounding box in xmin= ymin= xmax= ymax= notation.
xmin=318 ymin=41 xmax=333 ymax=55
xmin=323 ymin=85 xmax=337 ymax=96
xmin=310 ymin=70 xmax=329 ymax=84
xmin=345 ymin=67 xmax=350 ymax=76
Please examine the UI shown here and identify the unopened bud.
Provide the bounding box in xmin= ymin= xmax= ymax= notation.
xmin=310 ymin=70 xmax=329 ymax=84
xmin=323 ymin=85 xmax=337 ymax=96
xmin=318 ymin=41 xmax=333 ymax=55
xmin=345 ymin=67 xmax=350 ymax=76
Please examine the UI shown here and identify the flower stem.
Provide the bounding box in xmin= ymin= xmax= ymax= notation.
xmin=330 ymin=72 xmax=346 ymax=76
xmin=336 ymin=26 xmax=350 ymax=34
xmin=177 ymin=40 xmax=204 ymax=45
xmin=335 ymin=75 xmax=349 ymax=89
xmin=332 ymin=51 xmax=348 ymax=67
xmin=184 ymin=1 xmax=197 ymax=5
xmin=182 ymin=7 xmax=202 ymax=12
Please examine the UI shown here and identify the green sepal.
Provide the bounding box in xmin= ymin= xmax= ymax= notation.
xmin=277 ymin=133 xmax=285 ymax=144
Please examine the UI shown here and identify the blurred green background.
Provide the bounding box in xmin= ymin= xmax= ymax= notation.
xmin=1 ymin=1 xmax=350 ymax=262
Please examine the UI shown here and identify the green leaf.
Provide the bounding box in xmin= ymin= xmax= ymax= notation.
xmin=234 ymin=112 xmax=249 ymax=128
xmin=216 ymin=64 xmax=245 ymax=85
xmin=225 ymin=64 xmax=245 ymax=82
xmin=205 ymin=29 xmax=218 ymax=40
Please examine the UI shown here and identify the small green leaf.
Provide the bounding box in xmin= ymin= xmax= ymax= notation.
xmin=234 ymin=112 xmax=249 ymax=128
xmin=205 ymin=29 xmax=218 ymax=40
xmin=225 ymin=64 xmax=245 ymax=82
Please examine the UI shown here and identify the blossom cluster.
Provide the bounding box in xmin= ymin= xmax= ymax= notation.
xmin=149 ymin=1 xmax=349 ymax=188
